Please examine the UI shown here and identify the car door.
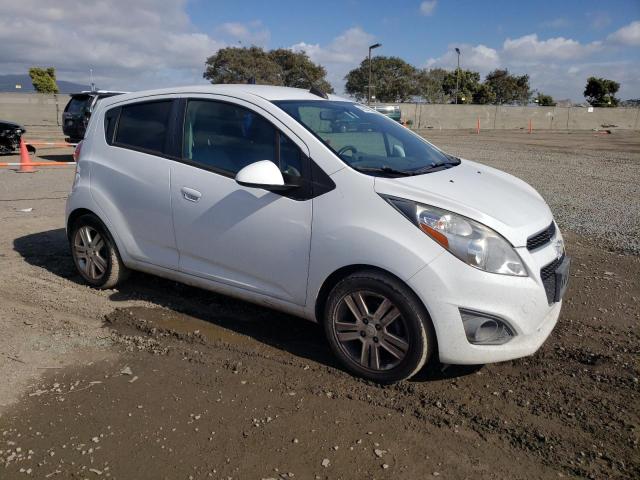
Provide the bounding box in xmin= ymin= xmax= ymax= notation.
xmin=90 ymin=98 xmax=179 ymax=269
xmin=170 ymin=97 xmax=312 ymax=305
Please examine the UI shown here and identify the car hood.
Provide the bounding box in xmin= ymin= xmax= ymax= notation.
xmin=373 ymin=159 xmax=553 ymax=247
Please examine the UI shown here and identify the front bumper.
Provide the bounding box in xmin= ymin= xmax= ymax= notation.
xmin=408 ymin=242 xmax=566 ymax=365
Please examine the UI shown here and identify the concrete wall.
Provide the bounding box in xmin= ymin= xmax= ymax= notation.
xmin=1 ymin=93 xmax=639 ymax=130
xmin=0 ymin=93 xmax=70 ymax=127
xmin=399 ymin=103 xmax=640 ymax=130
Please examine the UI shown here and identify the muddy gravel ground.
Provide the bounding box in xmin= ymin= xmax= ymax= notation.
xmin=0 ymin=131 xmax=638 ymax=479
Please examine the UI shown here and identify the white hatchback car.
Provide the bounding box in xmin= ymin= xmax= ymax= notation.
xmin=66 ymin=85 xmax=570 ymax=383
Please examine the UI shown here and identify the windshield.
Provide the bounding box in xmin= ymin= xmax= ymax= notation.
xmin=273 ymin=100 xmax=457 ymax=176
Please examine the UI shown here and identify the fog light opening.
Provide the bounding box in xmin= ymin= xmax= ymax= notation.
xmin=474 ymin=319 xmax=499 ymax=343
xmin=460 ymin=309 xmax=515 ymax=345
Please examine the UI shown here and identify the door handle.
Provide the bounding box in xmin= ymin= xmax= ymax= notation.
xmin=181 ymin=187 xmax=202 ymax=203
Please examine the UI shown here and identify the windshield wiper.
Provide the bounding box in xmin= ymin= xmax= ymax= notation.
xmin=352 ymin=165 xmax=414 ymax=176
xmin=354 ymin=157 xmax=461 ymax=177
xmin=408 ymin=159 xmax=461 ymax=175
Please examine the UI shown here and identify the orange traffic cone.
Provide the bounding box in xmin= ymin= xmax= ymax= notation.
xmin=16 ymin=137 xmax=37 ymax=173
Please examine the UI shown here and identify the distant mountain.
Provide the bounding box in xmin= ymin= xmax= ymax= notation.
xmin=620 ymin=99 xmax=640 ymax=107
xmin=0 ymin=74 xmax=89 ymax=93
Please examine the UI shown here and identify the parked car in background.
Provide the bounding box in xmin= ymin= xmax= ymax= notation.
xmin=67 ymin=85 xmax=569 ymax=384
xmin=372 ymin=104 xmax=401 ymax=122
xmin=62 ymin=90 xmax=126 ymax=142
xmin=0 ymin=119 xmax=27 ymax=154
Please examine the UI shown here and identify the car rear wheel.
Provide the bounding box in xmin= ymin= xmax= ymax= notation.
xmin=323 ymin=270 xmax=436 ymax=383
xmin=70 ymin=214 xmax=129 ymax=289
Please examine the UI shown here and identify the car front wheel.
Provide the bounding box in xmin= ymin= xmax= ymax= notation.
xmin=323 ymin=270 xmax=436 ymax=383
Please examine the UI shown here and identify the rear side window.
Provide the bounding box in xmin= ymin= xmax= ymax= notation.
xmin=114 ymin=100 xmax=172 ymax=155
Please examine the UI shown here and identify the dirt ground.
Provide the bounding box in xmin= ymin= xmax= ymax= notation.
xmin=0 ymin=131 xmax=638 ymax=479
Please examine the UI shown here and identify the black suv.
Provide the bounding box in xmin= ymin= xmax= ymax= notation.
xmin=62 ymin=91 xmax=126 ymax=142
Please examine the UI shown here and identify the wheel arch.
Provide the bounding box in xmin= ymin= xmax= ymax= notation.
xmin=67 ymin=208 xmax=121 ymax=256
xmin=314 ymin=264 xmax=434 ymax=326
xmin=67 ymin=208 xmax=97 ymax=240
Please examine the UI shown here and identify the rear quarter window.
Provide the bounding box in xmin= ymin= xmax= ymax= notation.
xmin=104 ymin=107 xmax=120 ymax=144
xmin=113 ymin=100 xmax=172 ymax=155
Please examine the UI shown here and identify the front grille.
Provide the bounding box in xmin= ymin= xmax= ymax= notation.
xmin=541 ymin=255 xmax=564 ymax=304
xmin=527 ymin=222 xmax=556 ymax=251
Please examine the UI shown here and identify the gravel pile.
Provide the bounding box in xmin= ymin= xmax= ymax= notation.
xmin=420 ymin=130 xmax=640 ymax=255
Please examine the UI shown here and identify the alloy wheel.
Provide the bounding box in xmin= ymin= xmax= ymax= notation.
xmin=73 ymin=226 xmax=108 ymax=281
xmin=332 ymin=291 xmax=410 ymax=371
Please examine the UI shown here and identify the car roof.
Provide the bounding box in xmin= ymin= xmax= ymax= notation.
xmin=70 ymin=91 xmax=128 ymax=97
xmin=98 ymin=84 xmax=350 ymax=108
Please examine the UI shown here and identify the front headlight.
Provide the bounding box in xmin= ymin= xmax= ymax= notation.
xmin=383 ymin=196 xmax=527 ymax=277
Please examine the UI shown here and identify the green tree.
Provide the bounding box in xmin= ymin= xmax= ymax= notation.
xmin=203 ymin=47 xmax=333 ymax=91
xmin=442 ymin=69 xmax=481 ymax=104
xmin=28 ymin=67 xmax=59 ymax=93
xmin=484 ymin=69 xmax=531 ymax=105
xmin=584 ymin=77 xmax=620 ymax=107
xmin=415 ymin=68 xmax=447 ymax=103
xmin=344 ymin=56 xmax=418 ymax=103
xmin=472 ymin=83 xmax=497 ymax=104
xmin=268 ymin=48 xmax=333 ymax=93
xmin=535 ymin=92 xmax=556 ymax=106
xmin=203 ymin=46 xmax=282 ymax=85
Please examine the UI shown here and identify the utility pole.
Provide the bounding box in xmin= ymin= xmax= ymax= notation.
xmin=455 ymin=48 xmax=461 ymax=105
xmin=368 ymin=43 xmax=382 ymax=105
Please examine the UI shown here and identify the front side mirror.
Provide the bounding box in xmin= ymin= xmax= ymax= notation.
xmin=235 ymin=160 xmax=294 ymax=191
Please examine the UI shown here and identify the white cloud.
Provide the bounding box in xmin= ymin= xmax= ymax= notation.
xmin=419 ymin=1 xmax=437 ymax=16
xmin=424 ymin=30 xmax=640 ymax=101
xmin=426 ymin=44 xmax=500 ymax=74
xmin=0 ymin=0 xmax=370 ymax=95
xmin=503 ymin=34 xmax=602 ymax=61
xmin=291 ymin=27 xmax=376 ymax=92
xmin=426 ymin=33 xmax=606 ymax=77
xmin=607 ymin=21 xmax=640 ymax=47
xmin=0 ymin=0 xmax=223 ymax=90
xmin=527 ymin=60 xmax=640 ymax=102
xmin=215 ymin=20 xmax=271 ymax=47
xmin=1 ymin=1 xmax=636 ymax=102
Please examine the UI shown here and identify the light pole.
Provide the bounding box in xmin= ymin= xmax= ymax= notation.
xmin=368 ymin=42 xmax=382 ymax=105
xmin=454 ymin=47 xmax=461 ymax=105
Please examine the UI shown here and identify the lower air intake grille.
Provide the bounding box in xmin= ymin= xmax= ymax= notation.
xmin=541 ymin=255 xmax=563 ymax=304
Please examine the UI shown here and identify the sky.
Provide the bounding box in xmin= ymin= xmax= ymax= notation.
xmin=1 ymin=0 xmax=639 ymax=101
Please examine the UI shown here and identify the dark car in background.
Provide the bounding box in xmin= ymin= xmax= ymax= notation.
xmin=372 ymin=104 xmax=402 ymax=123
xmin=62 ymin=91 xmax=126 ymax=142
xmin=0 ymin=119 xmax=27 ymax=154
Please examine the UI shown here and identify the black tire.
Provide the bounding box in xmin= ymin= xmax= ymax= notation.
xmin=323 ymin=270 xmax=436 ymax=384
xmin=69 ymin=214 xmax=129 ymax=289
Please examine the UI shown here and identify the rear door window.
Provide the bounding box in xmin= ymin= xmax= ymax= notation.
xmin=114 ymin=100 xmax=172 ymax=155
